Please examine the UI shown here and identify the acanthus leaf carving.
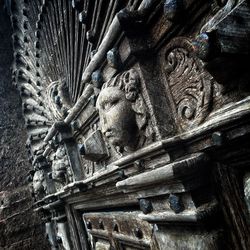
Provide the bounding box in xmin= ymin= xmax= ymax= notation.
xmin=163 ymin=37 xmax=214 ymax=131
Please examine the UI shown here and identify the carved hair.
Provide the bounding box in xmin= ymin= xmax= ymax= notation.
xmin=101 ymin=69 xmax=154 ymax=142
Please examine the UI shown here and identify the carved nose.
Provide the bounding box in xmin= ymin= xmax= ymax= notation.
xmin=100 ymin=116 xmax=109 ymax=134
xmin=100 ymin=116 xmax=113 ymax=137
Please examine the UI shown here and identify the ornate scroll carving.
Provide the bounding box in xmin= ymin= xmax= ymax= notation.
xmin=163 ymin=38 xmax=213 ymax=131
xmin=96 ymin=69 xmax=155 ymax=154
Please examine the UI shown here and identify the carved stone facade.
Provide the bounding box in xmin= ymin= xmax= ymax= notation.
xmin=0 ymin=3 xmax=49 ymax=249
xmin=6 ymin=0 xmax=250 ymax=249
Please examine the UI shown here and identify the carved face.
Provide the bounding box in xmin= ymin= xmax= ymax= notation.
xmin=33 ymin=171 xmax=44 ymax=194
xmin=97 ymin=86 xmax=138 ymax=150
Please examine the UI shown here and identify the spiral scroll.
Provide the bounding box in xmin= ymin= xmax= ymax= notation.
xmin=163 ymin=38 xmax=213 ymax=131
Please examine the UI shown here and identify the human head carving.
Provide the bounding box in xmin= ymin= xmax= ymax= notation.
xmin=32 ymin=170 xmax=46 ymax=198
xmin=96 ymin=69 xmax=153 ymax=153
xmin=52 ymin=147 xmax=67 ymax=185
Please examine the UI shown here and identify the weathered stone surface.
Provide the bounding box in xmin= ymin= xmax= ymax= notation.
xmin=0 ymin=7 xmax=26 ymax=191
xmin=3 ymin=0 xmax=250 ymax=249
xmin=0 ymin=3 xmax=49 ymax=249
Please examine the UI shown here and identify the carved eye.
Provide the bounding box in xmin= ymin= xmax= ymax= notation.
xmin=110 ymin=99 xmax=119 ymax=106
xmin=103 ymin=103 xmax=109 ymax=110
xmin=103 ymin=99 xmax=119 ymax=111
